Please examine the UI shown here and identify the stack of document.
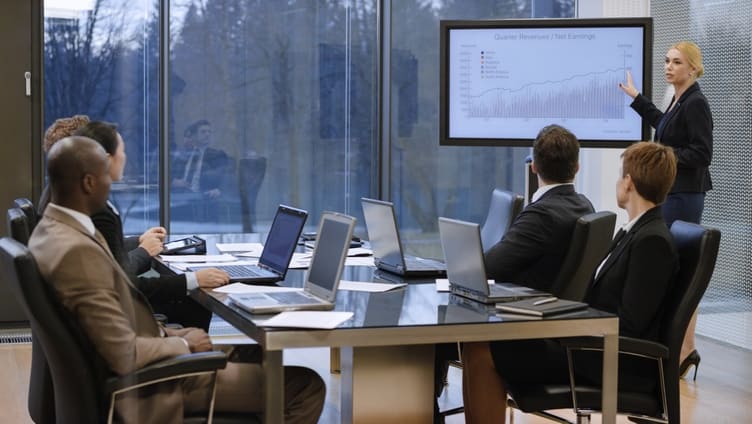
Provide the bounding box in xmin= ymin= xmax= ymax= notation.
xmin=159 ymin=254 xmax=254 ymax=271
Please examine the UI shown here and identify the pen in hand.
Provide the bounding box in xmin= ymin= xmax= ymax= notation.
xmin=533 ymin=297 xmax=558 ymax=306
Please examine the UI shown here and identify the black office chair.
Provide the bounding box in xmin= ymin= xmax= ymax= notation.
xmin=5 ymin=208 xmax=55 ymax=424
xmin=7 ymin=207 xmax=31 ymax=246
xmin=479 ymin=188 xmax=524 ymax=251
xmin=238 ymin=156 xmax=266 ymax=233
xmin=14 ymin=197 xmax=38 ymax=232
xmin=502 ymin=211 xmax=615 ymax=423
xmin=549 ymin=211 xmax=617 ymax=301
xmin=507 ymin=221 xmax=721 ymax=424
xmin=0 ymin=237 xmax=232 ymax=424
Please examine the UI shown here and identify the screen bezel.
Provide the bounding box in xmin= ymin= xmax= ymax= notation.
xmin=439 ymin=17 xmax=653 ymax=148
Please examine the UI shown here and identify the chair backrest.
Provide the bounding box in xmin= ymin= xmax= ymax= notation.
xmin=1 ymin=209 xmax=30 ymax=324
xmin=14 ymin=198 xmax=38 ymax=231
xmin=550 ymin=211 xmax=616 ymax=301
xmin=238 ymin=156 xmax=267 ymax=232
xmin=657 ymin=221 xmax=720 ymax=422
xmin=480 ymin=189 xmax=523 ymax=251
xmin=7 ymin=207 xmax=30 ymax=246
xmin=663 ymin=221 xmax=720 ymax=362
xmin=4 ymin=210 xmax=47 ymax=420
xmin=0 ymin=237 xmax=109 ymax=423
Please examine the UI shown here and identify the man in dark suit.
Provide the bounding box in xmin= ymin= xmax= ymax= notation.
xmin=435 ymin=125 xmax=593 ymax=418
xmin=29 ymin=136 xmax=325 ymax=424
xmin=172 ymin=119 xmax=229 ymax=199
xmin=461 ymin=142 xmax=679 ymax=423
xmin=171 ymin=120 xmax=230 ymax=222
xmin=484 ymin=124 xmax=594 ymax=291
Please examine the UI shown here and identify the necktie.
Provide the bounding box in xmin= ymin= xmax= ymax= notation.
xmin=189 ymin=149 xmax=204 ymax=192
xmin=183 ymin=149 xmax=202 ymax=192
xmin=593 ymin=228 xmax=627 ymax=281
xmin=609 ymin=228 xmax=627 ymax=252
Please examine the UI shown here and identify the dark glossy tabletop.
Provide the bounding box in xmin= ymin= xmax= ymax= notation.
xmin=163 ymin=233 xmax=615 ymax=337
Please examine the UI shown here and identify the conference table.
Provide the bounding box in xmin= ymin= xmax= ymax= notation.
xmin=160 ymin=234 xmax=619 ymax=424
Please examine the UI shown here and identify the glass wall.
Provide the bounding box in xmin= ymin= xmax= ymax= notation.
xmin=43 ymin=0 xmax=570 ymax=242
xmin=389 ymin=0 xmax=575 ymax=258
xmin=44 ymin=0 xmax=160 ymax=232
xmin=168 ymin=0 xmax=378 ymax=235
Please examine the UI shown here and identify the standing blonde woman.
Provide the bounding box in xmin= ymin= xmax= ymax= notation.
xmin=620 ymin=41 xmax=712 ymax=380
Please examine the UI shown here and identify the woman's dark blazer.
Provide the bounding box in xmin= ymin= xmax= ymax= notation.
xmin=91 ymin=203 xmax=151 ymax=276
xmin=586 ymin=206 xmax=679 ymax=342
xmin=492 ymin=207 xmax=678 ymax=389
xmin=91 ymin=203 xmax=189 ymax=303
xmin=630 ymin=82 xmax=713 ymax=193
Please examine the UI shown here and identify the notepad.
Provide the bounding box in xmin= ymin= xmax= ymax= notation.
xmin=495 ymin=297 xmax=588 ymax=317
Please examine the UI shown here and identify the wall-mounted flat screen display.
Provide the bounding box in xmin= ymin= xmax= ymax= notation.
xmin=440 ymin=18 xmax=652 ymax=148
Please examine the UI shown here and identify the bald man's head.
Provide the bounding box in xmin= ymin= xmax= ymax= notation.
xmin=47 ymin=136 xmax=111 ymax=214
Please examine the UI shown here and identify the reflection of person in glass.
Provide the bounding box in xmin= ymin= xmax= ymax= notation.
xmin=172 ymin=119 xmax=229 ymax=199
xmin=619 ymin=41 xmax=712 ymax=375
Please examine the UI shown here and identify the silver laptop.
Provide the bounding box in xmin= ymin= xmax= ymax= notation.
xmin=438 ymin=217 xmax=548 ymax=304
xmin=361 ymin=198 xmax=446 ymax=277
xmin=229 ymin=212 xmax=355 ymax=314
xmin=189 ymin=205 xmax=307 ymax=283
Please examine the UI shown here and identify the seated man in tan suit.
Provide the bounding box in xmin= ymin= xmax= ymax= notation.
xmin=29 ymin=136 xmax=325 ymax=424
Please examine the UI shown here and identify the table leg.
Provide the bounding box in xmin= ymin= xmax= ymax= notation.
xmin=601 ymin=332 xmax=619 ymax=424
xmin=330 ymin=347 xmax=341 ymax=373
xmin=263 ymin=350 xmax=283 ymax=423
xmin=340 ymin=344 xmax=434 ymax=424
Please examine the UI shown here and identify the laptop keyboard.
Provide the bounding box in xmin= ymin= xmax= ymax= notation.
xmin=220 ymin=265 xmax=265 ymax=278
xmin=267 ymin=291 xmax=318 ymax=304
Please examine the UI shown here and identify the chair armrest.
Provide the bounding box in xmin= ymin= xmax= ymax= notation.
xmin=560 ymin=336 xmax=669 ymax=359
xmin=153 ymin=313 xmax=168 ymax=325
xmin=105 ymin=351 xmax=228 ymax=394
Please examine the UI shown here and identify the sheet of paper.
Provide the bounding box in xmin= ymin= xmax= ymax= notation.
xmin=171 ymin=259 xmax=258 ymax=271
xmin=344 ymin=256 xmax=375 ymax=267
xmin=213 ymin=282 xmax=300 ymax=294
xmin=257 ymin=311 xmax=354 ymax=329
xmin=435 ymin=278 xmax=494 ymax=292
xmin=216 ymin=242 xmax=264 ymax=256
xmin=339 ymin=280 xmax=406 ymax=293
xmin=288 ymin=252 xmax=313 ymax=269
xmin=347 ymin=247 xmax=373 ymax=257
xmin=159 ymin=254 xmax=237 ymax=263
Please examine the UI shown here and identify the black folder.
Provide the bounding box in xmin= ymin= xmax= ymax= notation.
xmin=495 ymin=297 xmax=587 ymax=317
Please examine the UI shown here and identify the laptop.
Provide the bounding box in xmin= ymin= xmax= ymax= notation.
xmin=189 ymin=204 xmax=307 ymax=283
xmin=438 ymin=217 xmax=548 ymax=304
xmin=228 ymin=211 xmax=355 ymax=314
xmin=361 ymin=198 xmax=446 ymax=277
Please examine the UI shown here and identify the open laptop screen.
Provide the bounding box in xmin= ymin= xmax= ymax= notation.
xmin=258 ymin=205 xmax=307 ymax=273
xmin=361 ymin=198 xmax=404 ymax=267
xmin=438 ymin=217 xmax=488 ymax=294
xmin=307 ymin=213 xmax=355 ymax=294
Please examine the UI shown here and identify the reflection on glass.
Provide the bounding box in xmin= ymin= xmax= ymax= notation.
xmin=169 ymin=1 xmax=378 ymax=234
xmin=389 ymin=1 xmax=574 ymax=258
xmin=43 ymin=0 xmax=160 ymax=234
